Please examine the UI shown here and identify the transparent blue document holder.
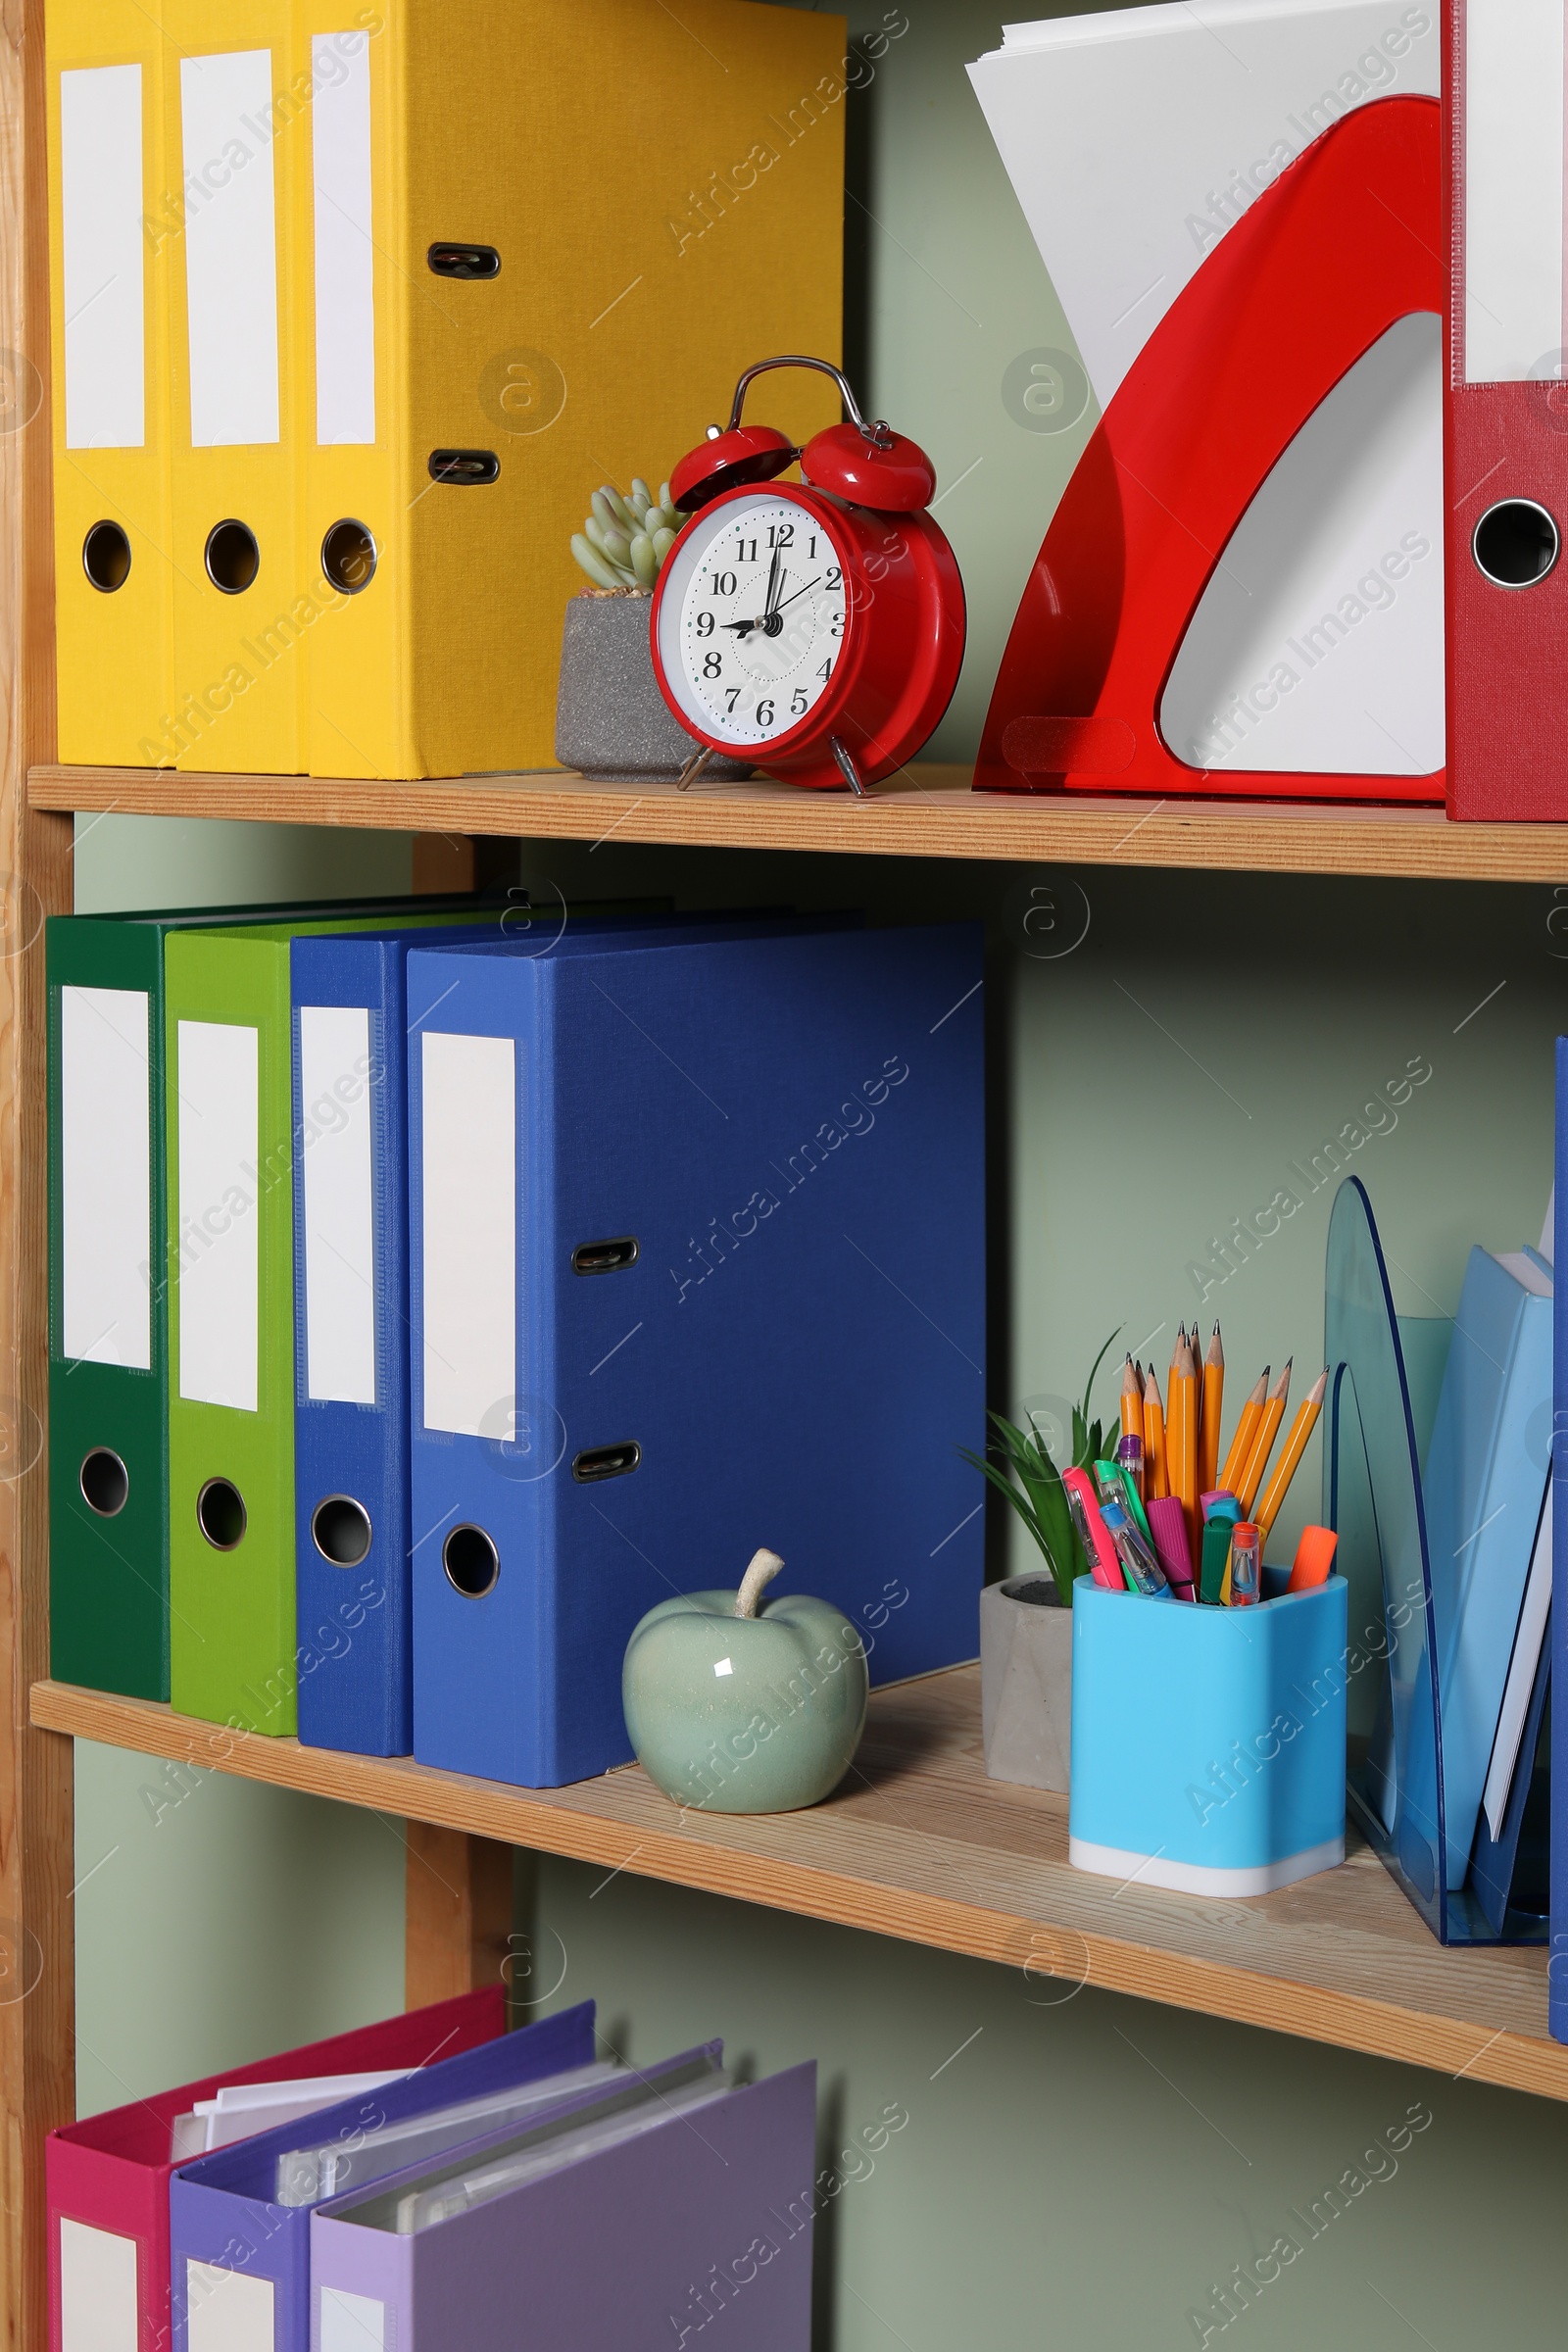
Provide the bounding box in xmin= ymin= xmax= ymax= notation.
xmin=1326 ymin=1176 xmax=1548 ymax=1946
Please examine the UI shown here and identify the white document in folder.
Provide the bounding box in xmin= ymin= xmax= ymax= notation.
xmin=968 ymin=3 xmax=1445 ymax=777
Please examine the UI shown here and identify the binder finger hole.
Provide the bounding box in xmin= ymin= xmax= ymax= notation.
xmin=427 ymin=242 xmax=500 ymax=279
xmin=79 ymin=1447 xmax=128 ymax=1517
xmin=571 ymin=1236 xmax=639 ymax=1276
xmin=321 ymin=519 xmax=377 ymax=595
xmin=443 ymin=1523 xmax=500 ymax=1597
xmin=205 ymin=520 xmax=260 ymax=594
xmin=1473 ymin=499 xmax=1559 ymax=589
xmin=312 ymin=1494 xmax=372 ymax=1568
xmin=571 ymin=1441 xmax=641 ymax=1484
xmin=197 ymin=1477 xmax=247 ymax=1550
xmin=428 ymin=449 xmax=500 ymax=486
xmin=81 ymin=521 xmax=131 ymax=592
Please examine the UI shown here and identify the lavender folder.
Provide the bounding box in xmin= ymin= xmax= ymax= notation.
xmin=309 ymin=2061 xmax=817 ymax=2352
xmin=170 ymin=2003 xmax=596 ymax=2352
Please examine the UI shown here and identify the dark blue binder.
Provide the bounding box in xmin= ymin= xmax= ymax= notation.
xmin=407 ymin=922 xmax=986 ymax=1788
xmin=291 ymin=912 xmax=853 ymax=1755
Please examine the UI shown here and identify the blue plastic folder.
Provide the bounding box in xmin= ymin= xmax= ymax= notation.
xmin=169 ymin=2003 xmax=596 ymax=2352
xmin=407 ymin=921 xmax=986 ymax=1788
xmin=1422 ymin=1243 xmax=1552 ymax=1889
xmin=291 ymin=914 xmax=849 ymax=1756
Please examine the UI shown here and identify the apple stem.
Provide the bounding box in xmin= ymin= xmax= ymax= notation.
xmin=734 ymin=1547 xmax=785 ymax=1619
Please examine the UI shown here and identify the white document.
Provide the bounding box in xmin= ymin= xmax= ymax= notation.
xmin=1481 ymin=1476 xmax=1551 ymax=1842
xmin=1160 ymin=314 xmax=1443 ymax=774
xmin=313 ymin=31 xmax=376 ymax=445
xmin=300 ymin=1005 xmax=377 ymax=1405
xmin=176 ymin=1020 xmax=259 ymax=1412
xmin=186 ymin=2261 xmax=273 ymax=2352
xmin=179 ymin=50 xmax=280 ymax=447
xmin=968 ymin=4 xmax=1445 ymax=778
xmin=420 ymin=1032 xmax=515 ymax=1438
xmin=1460 ymin=0 xmax=1565 ymax=383
xmin=320 ymin=2288 xmax=385 ymax=2352
xmin=60 ymin=65 xmax=145 ymax=450
xmin=60 ymin=2218 xmax=138 ymax=2352
xmin=60 ymin=985 xmax=152 ymax=1368
xmin=191 ymin=2066 xmax=409 ymax=2153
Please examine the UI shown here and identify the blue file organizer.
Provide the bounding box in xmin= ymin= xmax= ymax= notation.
xmin=1328 ymin=1176 xmax=1549 ymax=1948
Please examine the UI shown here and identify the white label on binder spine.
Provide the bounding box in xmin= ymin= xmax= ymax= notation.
xmin=421 ymin=1032 xmax=515 ymax=1436
xmin=60 ymin=2218 xmax=137 ymax=2352
xmin=320 ymin=2286 xmax=385 ymax=2352
xmin=60 ymin=66 xmax=145 ymax=450
xmin=300 ymin=1004 xmax=377 ymax=1404
xmin=186 ymin=2261 xmax=273 ymax=2352
xmin=313 ymin=31 xmax=376 ymax=444
xmin=177 ymin=1020 xmax=259 ymax=1411
xmin=1461 ymin=0 xmax=1566 ymax=382
xmin=179 ymin=51 xmax=280 ymax=446
xmin=61 ymin=986 xmax=152 ymax=1368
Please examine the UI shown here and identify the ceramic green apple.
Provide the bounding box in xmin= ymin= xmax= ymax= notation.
xmin=622 ymin=1548 xmax=869 ymax=1812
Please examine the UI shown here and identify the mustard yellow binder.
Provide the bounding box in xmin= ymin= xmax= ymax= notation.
xmin=47 ymin=1 xmax=172 ymax=766
xmin=51 ymin=0 xmax=845 ymax=778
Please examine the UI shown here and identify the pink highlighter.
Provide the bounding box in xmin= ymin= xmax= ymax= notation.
xmin=1147 ymin=1495 xmax=1197 ymax=1601
xmin=1061 ymin=1466 xmax=1126 ymax=1591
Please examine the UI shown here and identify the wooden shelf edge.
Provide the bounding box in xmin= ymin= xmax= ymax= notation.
xmin=32 ymin=1676 xmax=1568 ymax=2105
xmin=29 ymin=763 xmax=1568 ymax=881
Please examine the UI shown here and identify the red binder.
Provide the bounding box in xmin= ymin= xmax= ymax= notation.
xmin=974 ymin=95 xmax=1444 ymax=804
xmin=45 ymin=1985 xmax=503 ymax=2352
xmin=1445 ymin=0 xmax=1568 ymax=820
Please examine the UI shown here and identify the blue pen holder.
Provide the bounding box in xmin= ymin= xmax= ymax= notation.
xmin=1069 ymin=1568 xmax=1348 ymax=1896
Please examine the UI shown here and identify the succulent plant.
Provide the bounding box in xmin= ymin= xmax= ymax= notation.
xmin=570 ymin=478 xmax=682 ymax=593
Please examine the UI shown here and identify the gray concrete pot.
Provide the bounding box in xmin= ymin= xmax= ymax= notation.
xmin=980 ymin=1572 xmax=1072 ymax=1794
xmin=554 ymin=591 xmax=754 ymax=782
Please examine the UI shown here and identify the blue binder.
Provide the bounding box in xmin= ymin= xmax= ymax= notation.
xmin=407 ymin=922 xmax=986 ymax=1788
xmin=292 ymin=913 xmax=853 ymax=1755
xmin=1553 ymin=1038 xmax=1568 ymax=2035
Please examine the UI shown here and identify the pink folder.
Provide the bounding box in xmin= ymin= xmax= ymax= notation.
xmin=47 ymin=1984 xmax=504 ymax=2352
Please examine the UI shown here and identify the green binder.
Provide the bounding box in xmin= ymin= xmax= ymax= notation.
xmin=47 ymin=894 xmax=523 ymax=1702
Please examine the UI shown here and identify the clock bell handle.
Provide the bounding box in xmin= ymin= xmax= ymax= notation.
xmin=720 ymin=355 xmax=896 ymax=450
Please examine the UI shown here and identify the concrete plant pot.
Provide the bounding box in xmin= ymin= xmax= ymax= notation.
xmin=554 ymin=591 xmax=755 ymax=782
xmin=980 ymin=1572 xmax=1072 ymax=1794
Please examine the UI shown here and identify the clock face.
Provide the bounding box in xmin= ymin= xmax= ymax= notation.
xmin=658 ymin=494 xmax=848 ymax=746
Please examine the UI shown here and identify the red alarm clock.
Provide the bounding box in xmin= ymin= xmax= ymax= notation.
xmin=650 ymin=357 xmax=965 ymax=793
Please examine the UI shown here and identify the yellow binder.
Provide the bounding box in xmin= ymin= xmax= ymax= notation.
xmin=49 ymin=0 xmax=846 ymax=779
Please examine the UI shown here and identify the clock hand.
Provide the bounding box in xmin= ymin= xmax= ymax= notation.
xmin=720 ymin=548 xmax=786 ymax=639
xmin=768 ymin=574 xmax=821 ymax=618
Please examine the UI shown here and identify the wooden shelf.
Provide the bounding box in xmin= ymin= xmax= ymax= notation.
xmin=32 ymin=1665 xmax=1568 ymax=2102
xmin=30 ymin=761 xmax=1568 ymax=881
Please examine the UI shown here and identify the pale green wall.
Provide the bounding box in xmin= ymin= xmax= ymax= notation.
xmin=71 ymin=3 xmax=1568 ymax=2345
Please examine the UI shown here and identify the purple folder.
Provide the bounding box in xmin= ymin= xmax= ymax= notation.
xmin=310 ymin=2059 xmax=815 ymax=2351
xmin=170 ymin=2003 xmax=596 ymax=2352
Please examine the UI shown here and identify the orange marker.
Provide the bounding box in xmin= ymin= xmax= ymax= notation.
xmin=1142 ymin=1365 xmax=1169 ymax=1500
xmin=1253 ymin=1367 xmax=1328 ymax=1545
xmin=1287 ymin=1524 xmax=1338 ymax=1591
xmin=1200 ymin=1324 xmax=1224 ymax=1501
xmin=1219 ymin=1368 xmax=1268 ymax=1497
xmin=1236 ymin=1360 xmax=1292 ymax=1514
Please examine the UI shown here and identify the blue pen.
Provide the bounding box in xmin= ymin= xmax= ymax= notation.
xmin=1099 ymin=1499 xmax=1173 ymax=1599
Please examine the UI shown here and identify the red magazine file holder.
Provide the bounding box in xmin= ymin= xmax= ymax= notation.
xmin=974 ymin=95 xmax=1444 ymax=804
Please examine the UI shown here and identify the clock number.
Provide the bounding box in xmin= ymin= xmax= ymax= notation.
xmin=816 ymin=660 xmax=833 ymax=680
xmin=766 ymin=521 xmax=794 ymax=549
xmin=736 ymin=538 xmax=758 ymax=564
xmin=714 ymin=570 xmax=737 ymax=596
xmin=695 ymin=612 xmax=714 ymax=638
xmin=808 ymin=534 xmax=818 ymax=558
xmin=830 ymin=612 xmax=846 ymax=638
xmin=825 ymin=565 xmax=842 ymax=591
xmin=757 ymin=698 xmax=774 ymax=727
xmin=724 ymin=687 xmax=741 ymax=713
xmin=703 ymin=651 xmax=722 ymax=678
xmin=791 ymin=688 xmax=808 ymax=716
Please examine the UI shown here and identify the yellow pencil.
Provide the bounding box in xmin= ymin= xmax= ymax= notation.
xmin=1218 ymin=1368 xmax=1268 ymax=1496
xmin=1165 ymin=1344 xmax=1186 ymax=1514
xmin=1121 ymin=1353 xmax=1144 ymax=1447
xmin=1175 ymin=1336 xmax=1200 ymax=1546
xmin=1253 ymin=1368 xmax=1329 ymax=1544
xmin=1237 ymin=1359 xmax=1293 ymax=1513
xmin=1200 ymin=1324 xmax=1224 ymax=1499
xmin=1142 ymin=1365 xmax=1169 ymax=1500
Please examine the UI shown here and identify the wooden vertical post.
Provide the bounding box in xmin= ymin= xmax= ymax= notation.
xmin=404 ymin=1826 xmax=515 ymax=2010
xmin=1 ymin=3 xmax=77 ymax=2346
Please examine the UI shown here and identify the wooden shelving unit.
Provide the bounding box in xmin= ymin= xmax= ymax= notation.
xmin=33 ymin=1666 xmax=1568 ymax=2104
xmin=30 ymin=761 xmax=1568 ymax=882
